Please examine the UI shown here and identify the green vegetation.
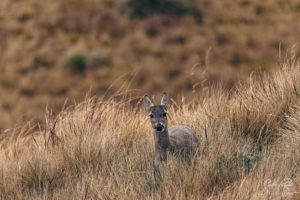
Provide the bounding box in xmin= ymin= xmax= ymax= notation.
xmin=124 ymin=0 xmax=196 ymax=17
xmin=64 ymin=53 xmax=87 ymax=73
xmin=63 ymin=51 xmax=111 ymax=73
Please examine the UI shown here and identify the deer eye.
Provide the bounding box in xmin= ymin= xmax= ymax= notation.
xmin=149 ymin=114 xmax=154 ymax=118
xmin=162 ymin=113 xmax=167 ymax=117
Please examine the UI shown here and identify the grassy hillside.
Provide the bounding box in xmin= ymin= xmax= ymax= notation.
xmin=0 ymin=0 xmax=300 ymax=130
xmin=0 ymin=59 xmax=300 ymax=199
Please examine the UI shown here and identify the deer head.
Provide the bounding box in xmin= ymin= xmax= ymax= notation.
xmin=144 ymin=92 xmax=169 ymax=133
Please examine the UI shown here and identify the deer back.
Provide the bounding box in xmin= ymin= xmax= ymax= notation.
xmin=168 ymin=125 xmax=198 ymax=154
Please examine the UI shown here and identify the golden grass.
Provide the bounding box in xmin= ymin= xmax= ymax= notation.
xmin=0 ymin=59 xmax=300 ymax=199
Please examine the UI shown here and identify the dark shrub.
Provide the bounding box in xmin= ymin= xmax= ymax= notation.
xmin=63 ymin=53 xmax=86 ymax=73
xmin=124 ymin=0 xmax=196 ymax=17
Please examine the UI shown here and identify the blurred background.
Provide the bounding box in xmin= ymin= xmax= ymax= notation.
xmin=0 ymin=0 xmax=299 ymax=130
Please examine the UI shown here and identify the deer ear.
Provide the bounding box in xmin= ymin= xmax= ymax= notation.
xmin=144 ymin=94 xmax=153 ymax=111
xmin=161 ymin=92 xmax=169 ymax=107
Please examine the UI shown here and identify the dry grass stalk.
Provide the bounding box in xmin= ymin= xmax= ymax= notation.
xmin=0 ymin=60 xmax=300 ymax=199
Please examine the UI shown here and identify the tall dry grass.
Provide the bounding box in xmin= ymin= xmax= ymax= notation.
xmin=1 ymin=59 xmax=300 ymax=199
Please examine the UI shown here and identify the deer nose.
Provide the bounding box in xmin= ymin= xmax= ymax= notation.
xmin=155 ymin=123 xmax=164 ymax=132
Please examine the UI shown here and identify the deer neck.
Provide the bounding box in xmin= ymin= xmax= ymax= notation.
xmin=153 ymin=128 xmax=170 ymax=162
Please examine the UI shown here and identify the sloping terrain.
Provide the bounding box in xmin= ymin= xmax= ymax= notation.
xmin=0 ymin=60 xmax=300 ymax=199
xmin=0 ymin=0 xmax=300 ymax=129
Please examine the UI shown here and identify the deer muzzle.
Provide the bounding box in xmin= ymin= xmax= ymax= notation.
xmin=155 ymin=123 xmax=165 ymax=132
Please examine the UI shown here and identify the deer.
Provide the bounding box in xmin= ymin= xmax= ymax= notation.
xmin=143 ymin=92 xmax=199 ymax=175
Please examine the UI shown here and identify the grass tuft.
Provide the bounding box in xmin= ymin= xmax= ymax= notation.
xmin=1 ymin=60 xmax=300 ymax=199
